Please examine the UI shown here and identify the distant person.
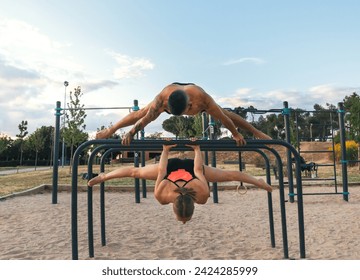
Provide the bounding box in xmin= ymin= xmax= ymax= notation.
xmin=88 ymin=141 xmax=272 ymax=224
xmin=96 ymin=82 xmax=271 ymax=145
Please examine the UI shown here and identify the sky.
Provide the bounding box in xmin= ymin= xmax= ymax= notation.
xmin=1 ymin=0 xmax=360 ymax=138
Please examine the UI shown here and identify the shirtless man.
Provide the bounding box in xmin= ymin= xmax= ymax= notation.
xmin=96 ymin=82 xmax=271 ymax=145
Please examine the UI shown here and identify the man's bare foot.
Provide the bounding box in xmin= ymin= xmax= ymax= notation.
xmin=96 ymin=128 xmax=112 ymax=139
xmin=258 ymin=179 xmax=272 ymax=192
xmin=88 ymin=173 xmax=106 ymax=187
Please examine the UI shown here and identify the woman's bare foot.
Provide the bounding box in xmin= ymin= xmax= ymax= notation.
xmin=258 ymin=178 xmax=272 ymax=192
xmin=88 ymin=173 xmax=106 ymax=187
xmin=95 ymin=128 xmax=112 ymax=139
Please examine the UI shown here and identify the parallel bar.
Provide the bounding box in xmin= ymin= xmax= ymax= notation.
xmin=71 ymin=139 xmax=305 ymax=259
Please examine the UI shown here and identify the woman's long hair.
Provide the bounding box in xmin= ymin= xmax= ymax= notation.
xmin=172 ymin=187 xmax=197 ymax=224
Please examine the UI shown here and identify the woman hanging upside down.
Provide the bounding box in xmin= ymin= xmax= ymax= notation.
xmin=88 ymin=142 xmax=272 ymax=224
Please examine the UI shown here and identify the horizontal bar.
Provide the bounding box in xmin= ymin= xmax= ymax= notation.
xmin=81 ymin=139 xmax=297 ymax=154
xmin=224 ymin=108 xmax=284 ymax=114
xmin=64 ymin=107 xmax=133 ymax=111
xmin=300 ymin=150 xmax=333 ymax=153
xmin=290 ymin=192 xmax=348 ymax=196
xmin=301 ymin=178 xmax=336 ymax=181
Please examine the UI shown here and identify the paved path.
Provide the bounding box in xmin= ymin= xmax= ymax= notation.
xmin=0 ymin=166 xmax=51 ymax=175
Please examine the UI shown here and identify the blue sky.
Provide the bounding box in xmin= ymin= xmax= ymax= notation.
xmin=1 ymin=0 xmax=359 ymax=138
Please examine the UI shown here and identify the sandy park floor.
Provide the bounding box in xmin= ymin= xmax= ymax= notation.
xmin=0 ymin=185 xmax=359 ymax=260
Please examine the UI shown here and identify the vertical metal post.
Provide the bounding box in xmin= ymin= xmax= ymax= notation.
xmin=238 ymin=151 xmax=244 ymax=188
xmin=283 ymin=101 xmax=295 ymax=202
xmin=209 ymin=116 xmax=218 ymax=203
xmin=254 ymin=149 xmax=275 ymax=248
xmin=52 ymin=101 xmax=61 ymax=204
xmin=134 ymin=151 xmax=140 ymax=203
xmin=100 ymin=151 xmax=108 ymax=246
xmin=338 ymin=102 xmax=349 ymax=201
xmin=295 ymin=112 xmax=300 ymax=153
xmin=202 ymin=112 xmax=209 ymax=164
xmin=141 ymin=130 xmax=147 ymax=198
xmin=202 ymin=112 xmax=208 ymax=140
xmin=133 ymin=100 xmax=141 ymax=203
xmin=267 ymin=148 xmax=289 ymax=259
xmin=62 ymin=81 xmax=68 ymax=167
xmin=86 ymin=149 xmax=97 ymax=258
xmin=330 ymin=112 xmax=338 ymax=191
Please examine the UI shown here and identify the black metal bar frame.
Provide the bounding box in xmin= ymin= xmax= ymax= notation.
xmin=94 ymin=147 xmax=277 ymax=253
xmin=70 ymin=139 xmax=306 ymax=260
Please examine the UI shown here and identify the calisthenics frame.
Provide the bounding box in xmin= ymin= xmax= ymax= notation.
xmin=69 ymin=139 xmax=306 ymax=260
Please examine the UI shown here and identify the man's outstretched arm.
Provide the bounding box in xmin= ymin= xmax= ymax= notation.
xmin=95 ymin=107 xmax=149 ymax=139
xmin=122 ymin=96 xmax=164 ymax=145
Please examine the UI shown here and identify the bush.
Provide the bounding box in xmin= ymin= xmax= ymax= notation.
xmin=333 ymin=140 xmax=359 ymax=166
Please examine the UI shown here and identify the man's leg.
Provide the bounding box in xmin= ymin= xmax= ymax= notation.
xmin=222 ymin=109 xmax=272 ymax=140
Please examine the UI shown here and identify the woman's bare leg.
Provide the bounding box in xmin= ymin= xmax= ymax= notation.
xmin=88 ymin=164 xmax=159 ymax=187
xmin=203 ymin=165 xmax=272 ymax=192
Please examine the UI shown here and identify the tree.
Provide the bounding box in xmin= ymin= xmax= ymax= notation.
xmin=343 ymin=92 xmax=360 ymax=142
xmin=308 ymin=103 xmax=337 ymax=141
xmin=0 ymin=134 xmax=13 ymax=161
xmin=146 ymin=132 xmax=163 ymax=139
xmin=27 ymin=126 xmax=48 ymax=169
xmin=192 ymin=114 xmax=204 ymax=138
xmin=162 ymin=116 xmax=184 ymax=139
xmin=62 ymin=86 xmax=88 ymax=170
xmin=16 ymin=120 xmax=28 ymax=165
xmin=162 ymin=116 xmax=198 ymax=139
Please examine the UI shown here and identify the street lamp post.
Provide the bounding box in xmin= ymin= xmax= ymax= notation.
xmin=62 ymin=81 xmax=69 ymax=167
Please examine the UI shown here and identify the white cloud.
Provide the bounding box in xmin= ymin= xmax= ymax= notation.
xmin=215 ymin=85 xmax=354 ymax=113
xmin=106 ymin=50 xmax=155 ymax=79
xmin=0 ymin=17 xmax=121 ymax=137
xmin=0 ymin=18 xmax=82 ymax=79
xmin=223 ymin=57 xmax=265 ymax=66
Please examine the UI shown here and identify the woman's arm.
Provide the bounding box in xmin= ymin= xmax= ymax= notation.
xmin=186 ymin=143 xmax=210 ymax=204
xmin=154 ymin=144 xmax=177 ymax=202
xmin=189 ymin=145 xmax=206 ymax=181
